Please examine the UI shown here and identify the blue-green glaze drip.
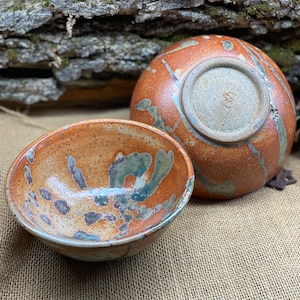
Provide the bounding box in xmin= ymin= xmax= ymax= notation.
xmin=171 ymin=94 xmax=235 ymax=198
xmin=161 ymin=58 xmax=181 ymax=88
xmin=73 ymin=230 xmax=101 ymax=242
xmin=109 ymin=152 xmax=152 ymax=188
xmin=250 ymin=46 xmax=295 ymax=113
xmin=162 ymin=194 xmax=176 ymax=211
xmin=181 ymin=175 xmax=194 ymax=202
xmin=135 ymin=194 xmax=176 ymax=221
xmin=136 ymin=205 xmax=153 ymax=220
xmin=134 ymin=65 xmax=236 ymax=198
xmin=23 ymin=147 xmax=180 ymax=240
xmin=238 ymin=41 xmax=288 ymax=166
xmin=132 ymin=150 xmax=174 ymax=202
xmin=276 ymin=118 xmax=289 ymax=165
xmin=67 ymin=156 xmax=88 ymax=189
xmin=157 ymin=40 xmax=199 ymax=58
xmin=135 ymin=98 xmax=167 ymax=132
xmin=122 ymin=213 xmax=133 ymax=223
xmin=195 ymin=164 xmax=235 ymax=199
xmin=246 ymin=141 xmax=269 ymax=184
xmin=113 ymin=193 xmax=132 ymax=207
xmin=74 ymin=149 xmax=175 ymax=236
xmin=158 ymin=177 xmax=194 ymax=227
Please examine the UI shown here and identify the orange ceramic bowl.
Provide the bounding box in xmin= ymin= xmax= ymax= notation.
xmin=130 ymin=35 xmax=296 ymax=199
xmin=5 ymin=119 xmax=194 ymax=262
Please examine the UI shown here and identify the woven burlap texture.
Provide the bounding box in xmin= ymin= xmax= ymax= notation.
xmin=1 ymin=108 xmax=300 ymax=300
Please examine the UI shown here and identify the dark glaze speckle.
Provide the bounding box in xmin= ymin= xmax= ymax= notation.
xmin=25 ymin=198 xmax=33 ymax=217
xmin=119 ymin=223 xmax=129 ymax=232
xmin=104 ymin=214 xmax=116 ymax=222
xmin=122 ymin=214 xmax=133 ymax=223
xmin=127 ymin=203 xmax=138 ymax=211
xmin=28 ymin=191 xmax=39 ymax=207
xmin=39 ymin=188 xmax=52 ymax=201
xmin=53 ymin=199 xmax=70 ymax=215
xmin=25 ymin=148 xmax=35 ymax=164
xmin=94 ymin=194 xmax=109 ymax=206
xmin=40 ymin=214 xmax=51 ymax=225
xmin=84 ymin=212 xmax=102 ymax=225
xmin=24 ymin=165 xmax=33 ymax=186
xmin=222 ymin=40 xmax=234 ymax=51
xmin=24 ymin=198 xmax=36 ymax=224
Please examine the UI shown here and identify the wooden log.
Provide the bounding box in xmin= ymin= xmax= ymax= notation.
xmin=0 ymin=0 xmax=300 ymax=108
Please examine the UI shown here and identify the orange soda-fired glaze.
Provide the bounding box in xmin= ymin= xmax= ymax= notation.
xmin=6 ymin=119 xmax=194 ymax=261
xmin=130 ymin=35 xmax=296 ymax=199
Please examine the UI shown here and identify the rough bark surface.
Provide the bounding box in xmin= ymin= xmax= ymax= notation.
xmin=0 ymin=0 xmax=300 ymax=106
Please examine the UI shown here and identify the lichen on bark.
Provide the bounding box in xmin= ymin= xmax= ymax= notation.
xmin=0 ymin=0 xmax=300 ymax=106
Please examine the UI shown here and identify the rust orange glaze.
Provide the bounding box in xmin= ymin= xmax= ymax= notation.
xmin=130 ymin=35 xmax=296 ymax=199
xmin=6 ymin=119 xmax=194 ymax=261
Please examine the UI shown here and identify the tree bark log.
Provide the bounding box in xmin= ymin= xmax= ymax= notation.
xmin=0 ymin=0 xmax=300 ymax=107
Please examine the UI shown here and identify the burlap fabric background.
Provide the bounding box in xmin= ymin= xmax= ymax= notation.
xmin=1 ymin=107 xmax=299 ymax=299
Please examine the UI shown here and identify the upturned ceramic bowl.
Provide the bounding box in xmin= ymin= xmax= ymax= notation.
xmin=130 ymin=34 xmax=296 ymax=199
xmin=5 ymin=119 xmax=194 ymax=262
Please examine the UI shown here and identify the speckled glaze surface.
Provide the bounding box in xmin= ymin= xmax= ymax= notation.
xmin=5 ymin=119 xmax=194 ymax=262
xmin=130 ymin=35 xmax=296 ymax=199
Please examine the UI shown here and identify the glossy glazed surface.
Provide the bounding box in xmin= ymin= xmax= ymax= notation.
xmin=130 ymin=35 xmax=296 ymax=199
xmin=6 ymin=119 xmax=194 ymax=261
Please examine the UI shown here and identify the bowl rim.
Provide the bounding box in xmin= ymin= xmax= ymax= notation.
xmin=5 ymin=118 xmax=194 ymax=248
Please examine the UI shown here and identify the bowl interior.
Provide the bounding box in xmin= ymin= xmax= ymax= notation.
xmin=6 ymin=120 xmax=194 ymax=244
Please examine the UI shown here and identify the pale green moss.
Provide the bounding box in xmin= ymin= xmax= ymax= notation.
xmin=245 ymin=3 xmax=277 ymax=19
xmin=7 ymin=48 xmax=18 ymax=63
xmin=208 ymin=7 xmax=220 ymax=18
xmin=261 ymin=38 xmax=300 ymax=72
xmin=236 ymin=10 xmax=251 ymax=21
xmin=29 ymin=34 xmax=40 ymax=44
xmin=287 ymin=38 xmax=300 ymax=53
xmin=12 ymin=0 xmax=25 ymax=11
xmin=12 ymin=0 xmax=53 ymax=10
xmin=267 ymin=46 xmax=294 ymax=72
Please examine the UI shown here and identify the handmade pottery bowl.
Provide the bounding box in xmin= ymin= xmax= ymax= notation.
xmin=130 ymin=34 xmax=296 ymax=199
xmin=5 ymin=119 xmax=194 ymax=262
